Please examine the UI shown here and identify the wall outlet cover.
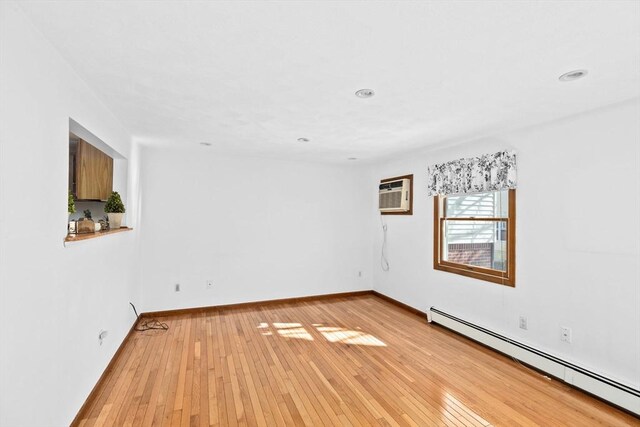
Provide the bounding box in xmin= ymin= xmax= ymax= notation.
xmin=519 ymin=316 xmax=528 ymax=330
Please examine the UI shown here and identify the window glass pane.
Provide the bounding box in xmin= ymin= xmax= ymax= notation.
xmin=445 ymin=190 xmax=509 ymax=218
xmin=443 ymin=220 xmax=507 ymax=271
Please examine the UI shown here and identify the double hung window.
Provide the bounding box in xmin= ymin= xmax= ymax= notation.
xmin=434 ymin=189 xmax=515 ymax=286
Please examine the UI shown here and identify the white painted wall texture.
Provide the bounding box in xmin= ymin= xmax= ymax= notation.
xmin=0 ymin=3 xmax=140 ymax=426
xmin=1 ymin=1 xmax=638 ymax=424
xmin=137 ymin=147 xmax=373 ymax=313
xmin=369 ymin=99 xmax=640 ymax=390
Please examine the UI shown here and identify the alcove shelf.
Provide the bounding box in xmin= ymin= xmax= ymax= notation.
xmin=64 ymin=227 xmax=132 ymax=245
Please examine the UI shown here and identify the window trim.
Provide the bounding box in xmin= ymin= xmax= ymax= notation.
xmin=433 ymin=189 xmax=516 ymax=287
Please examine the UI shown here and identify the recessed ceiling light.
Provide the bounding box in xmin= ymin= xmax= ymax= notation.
xmin=559 ymin=69 xmax=588 ymax=82
xmin=297 ymin=137 xmax=310 ymax=142
xmin=355 ymin=89 xmax=375 ymax=98
xmin=199 ymin=142 xmax=212 ymax=146
xmin=347 ymin=157 xmax=358 ymax=161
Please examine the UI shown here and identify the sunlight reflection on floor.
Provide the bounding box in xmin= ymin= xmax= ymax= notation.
xmin=273 ymin=322 xmax=302 ymax=328
xmin=319 ymin=328 xmax=387 ymax=347
xmin=257 ymin=322 xmax=387 ymax=347
xmin=442 ymin=390 xmax=492 ymax=426
xmin=276 ymin=327 xmax=314 ymax=341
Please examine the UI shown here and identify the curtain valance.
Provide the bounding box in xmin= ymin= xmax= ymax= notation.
xmin=427 ymin=150 xmax=517 ymax=196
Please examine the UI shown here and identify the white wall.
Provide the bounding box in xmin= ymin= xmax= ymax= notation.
xmin=0 ymin=3 xmax=141 ymax=426
xmin=370 ymin=98 xmax=640 ymax=390
xmin=2 ymin=1 xmax=638 ymax=424
xmin=138 ymin=147 xmax=373 ymax=312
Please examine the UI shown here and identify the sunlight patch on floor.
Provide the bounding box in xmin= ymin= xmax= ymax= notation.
xmin=316 ymin=326 xmax=343 ymax=332
xmin=273 ymin=322 xmax=302 ymax=328
xmin=257 ymin=322 xmax=387 ymax=346
xmin=442 ymin=390 xmax=492 ymax=426
xmin=277 ymin=327 xmax=314 ymax=341
xmin=319 ymin=328 xmax=387 ymax=347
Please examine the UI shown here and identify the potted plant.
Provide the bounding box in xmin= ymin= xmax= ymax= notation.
xmin=68 ymin=191 xmax=76 ymax=233
xmin=104 ymin=191 xmax=125 ymax=229
xmin=68 ymin=191 xmax=76 ymax=215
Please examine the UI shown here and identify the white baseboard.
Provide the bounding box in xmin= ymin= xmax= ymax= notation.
xmin=429 ymin=307 xmax=640 ymax=416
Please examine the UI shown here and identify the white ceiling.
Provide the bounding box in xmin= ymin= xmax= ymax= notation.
xmin=18 ymin=1 xmax=640 ymax=162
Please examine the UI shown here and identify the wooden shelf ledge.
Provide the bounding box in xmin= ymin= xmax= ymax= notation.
xmin=65 ymin=227 xmax=133 ymax=244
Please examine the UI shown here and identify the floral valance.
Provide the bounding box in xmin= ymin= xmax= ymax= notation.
xmin=427 ymin=150 xmax=517 ymax=196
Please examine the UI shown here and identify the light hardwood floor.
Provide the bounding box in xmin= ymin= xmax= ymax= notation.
xmin=75 ymin=295 xmax=639 ymax=426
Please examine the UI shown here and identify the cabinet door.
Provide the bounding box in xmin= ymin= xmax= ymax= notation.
xmin=76 ymin=140 xmax=113 ymax=201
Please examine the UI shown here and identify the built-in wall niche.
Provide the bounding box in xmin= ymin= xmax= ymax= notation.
xmin=67 ymin=119 xmax=129 ymax=238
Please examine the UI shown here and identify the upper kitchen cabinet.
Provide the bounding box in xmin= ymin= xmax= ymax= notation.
xmin=71 ymin=138 xmax=113 ymax=201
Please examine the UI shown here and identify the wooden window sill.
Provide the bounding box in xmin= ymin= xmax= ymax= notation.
xmin=65 ymin=227 xmax=133 ymax=244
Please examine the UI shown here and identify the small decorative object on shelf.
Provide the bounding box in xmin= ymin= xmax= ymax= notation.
xmin=98 ymin=217 xmax=109 ymax=231
xmin=77 ymin=218 xmax=95 ymax=234
xmin=77 ymin=209 xmax=95 ymax=234
xmin=104 ymin=191 xmax=125 ymax=229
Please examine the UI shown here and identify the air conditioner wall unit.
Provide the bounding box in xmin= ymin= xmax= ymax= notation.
xmin=379 ymin=178 xmax=410 ymax=212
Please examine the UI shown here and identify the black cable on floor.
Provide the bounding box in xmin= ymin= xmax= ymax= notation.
xmin=130 ymin=302 xmax=169 ymax=332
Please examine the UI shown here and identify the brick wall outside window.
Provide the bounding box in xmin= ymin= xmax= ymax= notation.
xmin=447 ymin=243 xmax=494 ymax=269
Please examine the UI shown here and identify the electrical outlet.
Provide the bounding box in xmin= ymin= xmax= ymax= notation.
xmin=519 ymin=316 xmax=528 ymax=330
xmin=175 ymin=283 xmax=181 ymax=292
xmin=98 ymin=330 xmax=108 ymax=346
xmin=206 ymin=280 xmax=214 ymax=290
xmin=561 ymin=326 xmax=572 ymax=343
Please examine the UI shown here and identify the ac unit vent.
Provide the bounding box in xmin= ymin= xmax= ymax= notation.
xmin=380 ymin=191 xmax=401 ymax=209
xmin=379 ymin=178 xmax=410 ymax=212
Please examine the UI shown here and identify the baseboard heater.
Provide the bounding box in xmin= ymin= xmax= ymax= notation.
xmin=428 ymin=307 xmax=640 ymax=416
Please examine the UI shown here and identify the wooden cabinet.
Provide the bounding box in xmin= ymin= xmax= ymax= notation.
xmin=75 ymin=139 xmax=113 ymax=201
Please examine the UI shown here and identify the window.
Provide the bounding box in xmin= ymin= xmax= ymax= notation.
xmin=433 ymin=189 xmax=515 ymax=286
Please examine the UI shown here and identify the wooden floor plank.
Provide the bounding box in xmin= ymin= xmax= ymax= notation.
xmin=74 ymin=295 xmax=639 ymax=426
